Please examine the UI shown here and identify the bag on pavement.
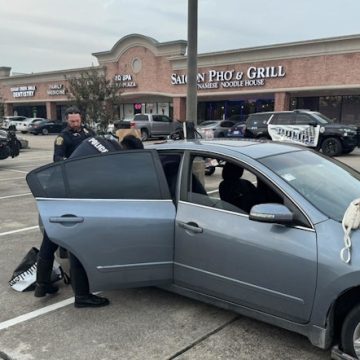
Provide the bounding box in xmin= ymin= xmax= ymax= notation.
xmin=8 ymin=247 xmax=68 ymax=292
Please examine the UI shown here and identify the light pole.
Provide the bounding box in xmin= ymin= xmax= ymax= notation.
xmin=186 ymin=0 xmax=198 ymax=133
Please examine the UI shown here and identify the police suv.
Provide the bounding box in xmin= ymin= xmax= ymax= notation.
xmin=244 ymin=110 xmax=359 ymax=157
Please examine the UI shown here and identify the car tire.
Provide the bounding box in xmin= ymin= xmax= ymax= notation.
xmin=341 ymin=304 xmax=360 ymax=359
xmin=21 ymin=131 xmax=27 ymax=134
xmin=141 ymin=129 xmax=149 ymax=141
xmin=42 ymin=128 xmax=49 ymax=135
xmin=321 ymin=137 xmax=342 ymax=157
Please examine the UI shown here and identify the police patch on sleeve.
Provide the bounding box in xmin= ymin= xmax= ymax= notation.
xmin=55 ymin=136 xmax=64 ymax=145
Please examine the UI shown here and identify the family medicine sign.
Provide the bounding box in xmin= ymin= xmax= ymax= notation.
xmin=171 ymin=65 xmax=286 ymax=89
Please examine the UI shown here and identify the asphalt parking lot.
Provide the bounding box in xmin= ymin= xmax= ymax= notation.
xmin=2 ymin=134 xmax=360 ymax=360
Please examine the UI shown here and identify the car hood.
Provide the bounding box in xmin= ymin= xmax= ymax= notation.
xmin=323 ymin=123 xmax=358 ymax=131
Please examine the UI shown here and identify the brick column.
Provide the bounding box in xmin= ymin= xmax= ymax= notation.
xmin=4 ymin=103 xmax=13 ymax=116
xmin=46 ymin=101 xmax=57 ymax=120
xmin=274 ymin=92 xmax=291 ymax=111
xmin=173 ymin=97 xmax=186 ymax=122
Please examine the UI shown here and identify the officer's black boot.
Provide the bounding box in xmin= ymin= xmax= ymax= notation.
xmin=34 ymin=257 xmax=59 ymax=297
xmin=70 ymin=256 xmax=109 ymax=308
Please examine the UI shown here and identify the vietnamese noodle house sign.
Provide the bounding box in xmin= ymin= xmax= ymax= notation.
xmin=171 ymin=65 xmax=286 ymax=89
xmin=11 ymin=85 xmax=36 ymax=97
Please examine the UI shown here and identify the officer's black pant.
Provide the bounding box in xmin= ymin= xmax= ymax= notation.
xmin=39 ymin=232 xmax=58 ymax=261
xmin=69 ymin=253 xmax=89 ymax=296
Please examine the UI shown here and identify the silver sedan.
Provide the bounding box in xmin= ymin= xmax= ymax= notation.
xmin=27 ymin=139 xmax=360 ymax=359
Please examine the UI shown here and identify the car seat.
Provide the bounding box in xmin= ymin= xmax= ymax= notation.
xmin=219 ymin=162 xmax=257 ymax=213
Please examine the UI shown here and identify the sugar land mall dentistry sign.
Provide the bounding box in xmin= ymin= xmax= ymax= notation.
xmin=171 ymin=66 xmax=286 ymax=89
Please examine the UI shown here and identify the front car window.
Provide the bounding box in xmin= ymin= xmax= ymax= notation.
xmin=312 ymin=112 xmax=332 ymax=124
xmin=260 ymin=150 xmax=360 ymax=221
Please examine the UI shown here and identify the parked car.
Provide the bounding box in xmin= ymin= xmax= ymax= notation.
xmin=225 ymin=122 xmax=247 ymax=138
xmin=196 ymin=120 xmax=238 ymax=138
xmin=244 ymin=110 xmax=359 ymax=156
xmin=28 ymin=120 xmax=66 ymax=135
xmin=17 ymin=117 xmax=47 ymax=133
xmin=129 ymin=114 xmax=181 ymax=141
xmin=16 ymin=135 xmax=29 ymax=149
xmin=26 ymin=139 xmax=360 ymax=359
xmin=1 ymin=116 xmax=29 ymax=130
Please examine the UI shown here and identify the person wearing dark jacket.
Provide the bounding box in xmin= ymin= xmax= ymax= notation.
xmin=34 ymin=106 xmax=93 ymax=299
xmin=53 ymin=106 xmax=94 ymax=162
xmin=67 ymin=135 xmax=123 ymax=308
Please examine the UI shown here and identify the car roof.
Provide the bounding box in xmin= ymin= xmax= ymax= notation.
xmin=148 ymin=139 xmax=304 ymax=159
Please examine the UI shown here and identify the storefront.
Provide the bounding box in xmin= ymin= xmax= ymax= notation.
xmin=2 ymin=33 xmax=360 ymax=124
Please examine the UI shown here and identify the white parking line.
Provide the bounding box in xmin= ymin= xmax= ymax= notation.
xmin=0 ymin=177 xmax=24 ymax=181
xmin=3 ymin=169 xmax=28 ymax=174
xmin=0 ymin=226 xmax=38 ymax=237
xmin=0 ymin=193 xmax=32 ymax=200
xmin=0 ymin=297 xmax=75 ymax=331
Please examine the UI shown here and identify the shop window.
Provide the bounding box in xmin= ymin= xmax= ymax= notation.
xmin=341 ymin=96 xmax=360 ymax=125
xmin=319 ymin=96 xmax=341 ymax=122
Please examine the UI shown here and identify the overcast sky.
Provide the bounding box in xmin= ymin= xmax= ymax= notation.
xmin=1 ymin=0 xmax=360 ymax=74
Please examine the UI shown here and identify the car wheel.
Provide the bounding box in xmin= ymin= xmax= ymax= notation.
xmin=321 ymin=137 xmax=342 ymax=157
xmin=141 ymin=129 xmax=149 ymax=141
xmin=205 ymin=166 xmax=216 ymax=176
xmin=341 ymin=304 xmax=360 ymax=359
xmin=42 ymin=128 xmax=49 ymax=135
xmin=21 ymin=131 xmax=27 ymax=134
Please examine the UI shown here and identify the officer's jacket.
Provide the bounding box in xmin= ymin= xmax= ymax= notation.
xmin=53 ymin=127 xmax=93 ymax=162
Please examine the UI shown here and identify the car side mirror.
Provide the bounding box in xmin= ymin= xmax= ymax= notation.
xmin=249 ymin=203 xmax=293 ymax=225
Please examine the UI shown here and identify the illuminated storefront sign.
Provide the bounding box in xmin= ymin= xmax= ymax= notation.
xmin=47 ymin=83 xmax=66 ymax=96
xmin=171 ymin=66 xmax=286 ymax=89
xmin=114 ymin=74 xmax=137 ymax=88
xmin=11 ymin=85 xmax=36 ymax=98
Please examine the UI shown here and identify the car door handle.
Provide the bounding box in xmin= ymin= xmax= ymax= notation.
xmin=178 ymin=221 xmax=203 ymax=233
xmin=49 ymin=216 xmax=84 ymax=224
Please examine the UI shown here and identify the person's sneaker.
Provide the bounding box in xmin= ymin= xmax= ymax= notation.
xmin=34 ymin=283 xmax=59 ymax=297
xmin=74 ymin=294 xmax=110 ymax=308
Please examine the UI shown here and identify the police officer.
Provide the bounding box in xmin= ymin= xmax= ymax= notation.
xmin=34 ymin=106 xmax=94 ymax=299
xmin=53 ymin=106 xmax=94 ymax=162
xmin=67 ymin=136 xmax=123 ymax=307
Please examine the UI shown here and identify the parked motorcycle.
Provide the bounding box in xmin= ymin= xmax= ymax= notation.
xmin=0 ymin=128 xmax=20 ymax=160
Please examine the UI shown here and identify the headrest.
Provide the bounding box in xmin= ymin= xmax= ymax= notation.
xmin=222 ymin=162 xmax=244 ymax=180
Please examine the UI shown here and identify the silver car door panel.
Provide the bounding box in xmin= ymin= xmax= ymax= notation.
xmin=175 ymin=201 xmax=317 ymax=324
xmin=37 ymin=198 xmax=175 ymax=291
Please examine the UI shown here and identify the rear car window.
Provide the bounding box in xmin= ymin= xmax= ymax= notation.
xmin=27 ymin=151 xmax=167 ymax=200
xmin=134 ymin=115 xmax=149 ymax=121
xmin=246 ymin=114 xmax=271 ymax=126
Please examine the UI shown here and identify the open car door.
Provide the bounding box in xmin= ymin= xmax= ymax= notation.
xmin=26 ymin=150 xmax=175 ymax=292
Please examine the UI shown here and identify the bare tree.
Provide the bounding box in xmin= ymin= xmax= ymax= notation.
xmin=65 ymin=67 xmax=123 ymax=130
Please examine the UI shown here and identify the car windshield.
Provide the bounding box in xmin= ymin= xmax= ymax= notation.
xmin=260 ymin=150 xmax=360 ymax=221
xmin=312 ymin=112 xmax=333 ymax=124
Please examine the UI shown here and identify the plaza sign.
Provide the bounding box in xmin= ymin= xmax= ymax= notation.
xmin=171 ymin=66 xmax=286 ymax=89
xmin=11 ymin=85 xmax=36 ymax=98
xmin=114 ymin=74 xmax=137 ymax=88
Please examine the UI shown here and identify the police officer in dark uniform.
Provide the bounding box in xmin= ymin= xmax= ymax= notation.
xmin=53 ymin=106 xmax=94 ymax=162
xmin=34 ymin=106 xmax=94 ymax=299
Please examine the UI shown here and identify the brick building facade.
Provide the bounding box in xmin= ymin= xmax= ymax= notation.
xmin=2 ymin=33 xmax=360 ymax=124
